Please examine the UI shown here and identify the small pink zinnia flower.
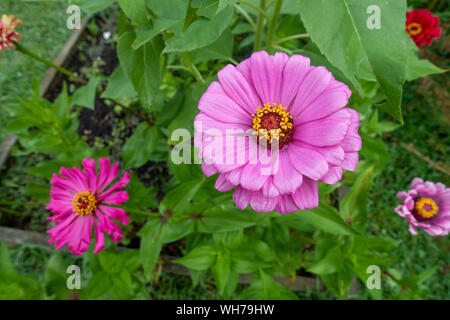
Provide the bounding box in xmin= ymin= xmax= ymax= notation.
xmin=395 ymin=178 xmax=450 ymax=236
xmin=406 ymin=9 xmax=441 ymax=48
xmin=0 ymin=14 xmax=22 ymax=54
xmin=194 ymin=51 xmax=361 ymax=214
xmin=47 ymin=158 xmax=130 ymax=255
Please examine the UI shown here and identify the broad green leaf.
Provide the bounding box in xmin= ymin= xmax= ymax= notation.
xmin=118 ymin=0 xmax=149 ymax=26
xmin=404 ymin=35 xmax=445 ymax=81
xmin=101 ymin=66 xmax=137 ymax=101
xmin=308 ymin=246 xmax=342 ymax=275
xmin=212 ymin=251 xmax=231 ymax=296
xmin=133 ymin=19 xmax=180 ymax=49
xmin=160 ymin=179 xmax=205 ymax=215
xmin=118 ymin=32 xmax=165 ymax=106
xmin=0 ymin=242 xmax=17 ymax=279
xmin=340 ymin=166 xmax=374 ymax=220
xmin=72 ymin=75 xmax=102 ymax=110
xmin=122 ymin=123 xmax=161 ymax=169
xmin=174 ymin=245 xmax=217 ymax=271
xmin=217 ymin=0 xmax=237 ymax=13
xmin=298 ymin=204 xmax=359 ymax=236
xmin=164 ymin=6 xmax=234 ymax=53
xmin=187 ymin=28 xmax=234 ymax=64
xmin=44 ymin=253 xmax=73 ymax=299
xmin=139 ymin=220 xmax=166 ymax=280
xmin=299 ymin=0 xmax=408 ymax=122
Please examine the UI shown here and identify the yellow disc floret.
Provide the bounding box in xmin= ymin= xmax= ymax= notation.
xmin=251 ymin=102 xmax=293 ymax=148
xmin=73 ymin=191 xmax=98 ymax=216
xmin=407 ymin=22 xmax=422 ymax=36
xmin=415 ymin=197 xmax=439 ymax=219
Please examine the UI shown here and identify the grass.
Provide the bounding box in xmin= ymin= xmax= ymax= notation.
xmin=0 ymin=0 xmax=71 ymax=140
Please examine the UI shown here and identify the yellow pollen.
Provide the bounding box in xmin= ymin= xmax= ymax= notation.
xmin=251 ymin=102 xmax=293 ymax=145
xmin=407 ymin=22 xmax=422 ymax=36
xmin=73 ymin=191 xmax=98 ymax=216
xmin=415 ymin=197 xmax=439 ymax=219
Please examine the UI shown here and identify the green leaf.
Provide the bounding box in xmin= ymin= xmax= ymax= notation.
xmin=161 ymin=179 xmax=205 ymax=215
xmin=72 ymin=75 xmax=102 ymax=110
xmin=217 ymin=0 xmax=237 ymax=13
xmin=133 ymin=19 xmax=180 ymax=49
xmin=0 ymin=242 xmax=17 ymax=279
xmin=187 ymin=28 xmax=234 ymax=64
xmin=298 ymin=204 xmax=358 ymax=236
xmin=308 ymin=246 xmax=342 ymax=275
xmin=299 ymin=0 xmax=408 ymax=122
xmin=164 ymin=6 xmax=234 ymax=53
xmin=122 ymin=123 xmax=161 ymax=169
xmin=174 ymin=245 xmax=217 ymax=271
xmin=340 ymin=166 xmax=374 ymax=220
xmin=139 ymin=220 xmax=166 ymax=280
xmin=82 ymin=272 xmax=112 ymax=299
xmin=118 ymin=0 xmax=149 ymax=26
xmin=118 ymin=32 xmax=165 ymax=106
xmin=101 ymin=66 xmax=137 ymax=101
xmin=212 ymin=251 xmax=231 ymax=296
xmin=404 ymin=36 xmax=445 ymax=81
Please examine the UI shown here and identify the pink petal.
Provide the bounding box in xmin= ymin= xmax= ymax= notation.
xmin=250 ymin=191 xmax=277 ymax=212
xmin=218 ymin=64 xmax=262 ymax=115
xmin=320 ymin=166 xmax=343 ymax=185
xmin=273 ymin=150 xmax=303 ymax=194
xmin=341 ymin=152 xmax=359 ymax=171
xmin=275 ymin=194 xmax=300 ymax=214
xmin=82 ymin=158 xmax=98 ymax=193
xmin=288 ymin=142 xmax=329 ymax=180
xmin=100 ymin=191 xmax=129 ymax=205
xmin=293 ymin=117 xmax=349 ymax=147
xmin=290 ymin=66 xmax=333 ymax=119
xmin=280 ymin=54 xmax=311 ymax=109
xmin=99 ymin=205 xmax=129 ymax=225
xmin=292 ymin=177 xmax=319 ymax=210
xmin=232 ymin=186 xmax=252 ymax=210
xmin=215 ymin=174 xmax=235 ymax=192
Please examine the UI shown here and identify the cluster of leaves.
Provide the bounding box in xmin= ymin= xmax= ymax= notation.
xmin=1 ymin=0 xmax=445 ymax=299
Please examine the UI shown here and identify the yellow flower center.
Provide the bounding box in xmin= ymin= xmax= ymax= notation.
xmin=251 ymin=102 xmax=293 ymax=148
xmin=407 ymin=22 xmax=422 ymax=36
xmin=415 ymin=197 xmax=439 ymax=219
xmin=73 ymin=191 xmax=98 ymax=216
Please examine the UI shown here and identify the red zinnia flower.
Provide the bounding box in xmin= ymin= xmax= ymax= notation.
xmin=0 ymin=14 xmax=22 ymax=54
xmin=406 ymin=9 xmax=441 ymax=48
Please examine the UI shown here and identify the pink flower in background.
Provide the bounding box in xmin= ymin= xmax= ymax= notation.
xmin=395 ymin=178 xmax=450 ymax=236
xmin=47 ymin=158 xmax=130 ymax=255
xmin=0 ymin=14 xmax=22 ymax=54
xmin=194 ymin=51 xmax=361 ymax=214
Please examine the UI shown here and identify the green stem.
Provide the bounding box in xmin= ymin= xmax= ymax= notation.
xmin=180 ymin=52 xmax=205 ymax=84
xmin=234 ymin=4 xmax=256 ymax=29
xmin=265 ymin=0 xmax=282 ymax=53
xmin=273 ymin=33 xmax=309 ymax=45
xmin=15 ymin=42 xmax=87 ymax=85
xmin=240 ymin=0 xmax=270 ymax=21
xmin=253 ymin=0 xmax=266 ymax=51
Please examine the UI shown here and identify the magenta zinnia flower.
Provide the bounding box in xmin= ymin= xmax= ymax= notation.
xmin=0 ymin=14 xmax=22 ymax=54
xmin=47 ymin=158 xmax=130 ymax=255
xmin=395 ymin=178 xmax=450 ymax=236
xmin=194 ymin=51 xmax=361 ymax=214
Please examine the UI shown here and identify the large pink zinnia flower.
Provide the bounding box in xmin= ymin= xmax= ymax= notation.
xmin=395 ymin=178 xmax=450 ymax=236
xmin=0 ymin=14 xmax=22 ymax=54
xmin=194 ymin=51 xmax=361 ymax=214
xmin=47 ymin=158 xmax=130 ymax=255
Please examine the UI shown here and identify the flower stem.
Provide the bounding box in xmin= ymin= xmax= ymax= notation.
xmin=273 ymin=33 xmax=309 ymax=45
xmin=253 ymin=0 xmax=267 ymax=51
xmin=180 ymin=52 xmax=205 ymax=84
xmin=14 ymin=42 xmax=87 ymax=85
xmin=265 ymin=0 xmax=282 ymax=53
